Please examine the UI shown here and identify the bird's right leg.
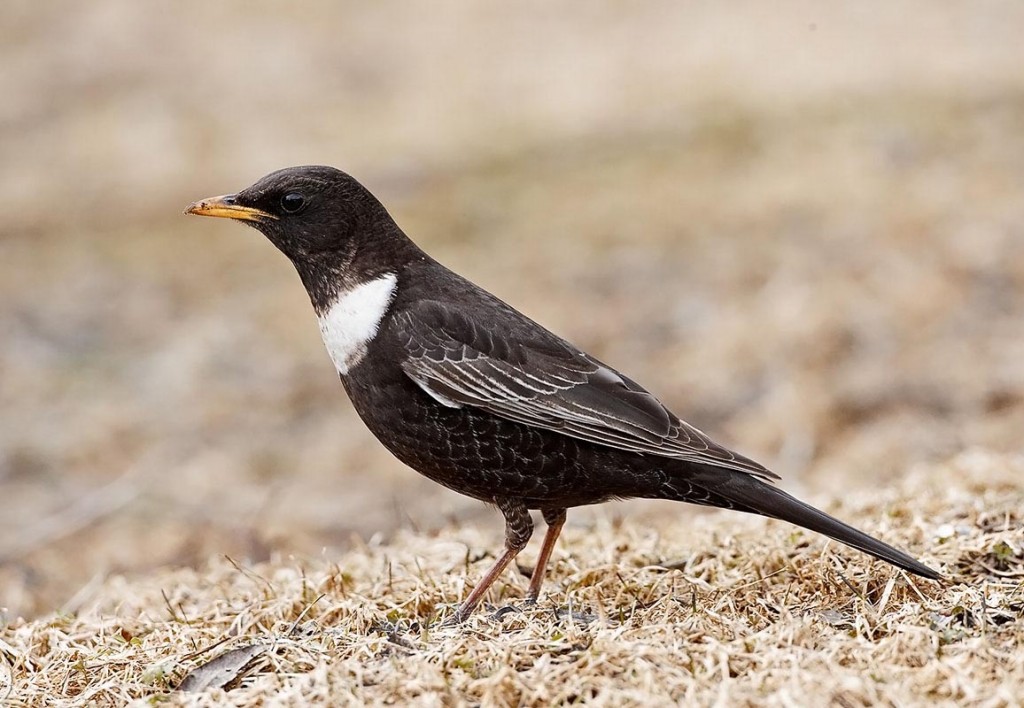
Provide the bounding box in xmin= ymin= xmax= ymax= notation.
xmin=451 ymin=499 xmax=533 ymax=623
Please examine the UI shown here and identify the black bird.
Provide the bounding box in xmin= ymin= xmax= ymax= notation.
xmin=186 ymin=166 xmax=940 ymax=622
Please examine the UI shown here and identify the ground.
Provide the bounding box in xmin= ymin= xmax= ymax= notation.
xmin=4 ymin=452 xmax=1022 ymax=705
xmin=1 ymin=2 xmax=1023 ymax=705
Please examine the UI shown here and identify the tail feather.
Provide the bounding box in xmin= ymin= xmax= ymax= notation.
xmin=687 ymin=471 xmax=941 ymax=580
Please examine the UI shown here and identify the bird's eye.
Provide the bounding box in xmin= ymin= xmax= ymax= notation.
xmin=280 ymin=193 xmax=306 ymax=213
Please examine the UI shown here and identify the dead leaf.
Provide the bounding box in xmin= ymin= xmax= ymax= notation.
xmin=176 ymin=643 xmax=270 ymax=692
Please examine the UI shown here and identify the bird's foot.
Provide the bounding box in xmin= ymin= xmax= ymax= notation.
xmin=439 ymin=609 xmax=470 ymax=628
xmin=440 ymin=603 xmax=522 ymax=626
xmin=439 ymin=600 xmax=599 ymax=627
xmin=551 ymin=607 xmax=599 ymax=625
xmin=490 ymin=604 xmax=525 ymax=621
xmin=492 ymin=601 xmax=597 ymax=626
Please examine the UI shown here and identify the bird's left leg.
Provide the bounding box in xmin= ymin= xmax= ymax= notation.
xmin=526 ymin=508 xmax=566 ymax=602
xmin=452 ymin=499 xmax=533 ymax=623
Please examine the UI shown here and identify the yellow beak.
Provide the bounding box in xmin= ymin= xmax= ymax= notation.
xmin=184 ymin=195 xmax=278 ymax=222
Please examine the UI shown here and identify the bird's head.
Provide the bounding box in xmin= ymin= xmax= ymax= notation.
xmin=186 ymin=165 xmax=396 ymax=266
xmin=186 ymin=165 xmax=423 ymax=309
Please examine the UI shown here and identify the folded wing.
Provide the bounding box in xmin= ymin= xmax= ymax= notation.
xmin=396 ymin=300 xmax=778 ymax=483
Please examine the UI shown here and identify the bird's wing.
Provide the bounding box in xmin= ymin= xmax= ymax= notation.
xmin=395 ymin=300 xmax=779 ymax=482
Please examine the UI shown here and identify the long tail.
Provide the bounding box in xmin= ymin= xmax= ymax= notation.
xmin=679 ymin=469 xmax=941 ymax=580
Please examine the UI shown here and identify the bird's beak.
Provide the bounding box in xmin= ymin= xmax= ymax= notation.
xmin=184 ymin=195 xmax=278 ymax=222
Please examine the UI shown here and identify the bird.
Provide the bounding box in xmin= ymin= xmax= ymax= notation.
xmin=186 ymin=165 xmax=940 ymax=622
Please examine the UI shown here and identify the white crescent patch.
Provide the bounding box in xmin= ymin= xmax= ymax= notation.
xmin=317 ymin=273 xmax=398 ymax=375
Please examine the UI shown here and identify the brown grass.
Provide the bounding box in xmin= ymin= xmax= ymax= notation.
xmin=3 ymin=451 xmax=1021 ymax=706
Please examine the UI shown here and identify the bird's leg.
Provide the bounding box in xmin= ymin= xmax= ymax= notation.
xmin=526 ymin=508 xmax=566 ymax=603
xmin=452 ymin=499 xmax=533 ymax=623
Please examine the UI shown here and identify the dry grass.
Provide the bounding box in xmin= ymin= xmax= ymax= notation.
xmin=3 ymin=2 xmax=1024 ymax=621
xmin=3 ymin=450 xmax=1021 ymax=706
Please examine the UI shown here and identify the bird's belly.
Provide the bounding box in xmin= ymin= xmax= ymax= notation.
xmin=341 ymin=367 xmax=660 ymax=508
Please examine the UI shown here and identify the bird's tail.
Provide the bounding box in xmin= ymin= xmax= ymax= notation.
xmin=676 ymin=468 xmax=941 ymax=580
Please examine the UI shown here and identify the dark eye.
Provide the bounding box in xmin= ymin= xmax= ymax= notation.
xmin=280 ymin=193 xmax=306 ymax=213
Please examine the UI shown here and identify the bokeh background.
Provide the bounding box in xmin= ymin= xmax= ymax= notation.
xmin=2 ymin=1 xmax=1022 ymax=619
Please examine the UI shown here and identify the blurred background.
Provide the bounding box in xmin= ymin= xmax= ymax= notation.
xmin=1 ymin=1 xmax=1022 ymax=619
